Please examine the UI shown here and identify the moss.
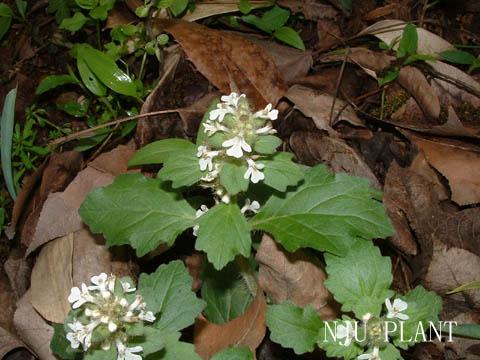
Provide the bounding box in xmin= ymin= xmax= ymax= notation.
xmin=454 ymin=102 xmax=480 ymax=126
xmin=369 ymin=90 xmax=410 ymax=119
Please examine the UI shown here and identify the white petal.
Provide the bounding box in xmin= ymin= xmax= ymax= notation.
xmin=336 ymin=324 xmax=347 ymax=339
xmin=396 ymin=312 xmax=409 ymax=321
xmin=385 ymin=298 xmax=393 ymax=313
xmin=108 ymin=321 xmax=118 ymax=333
xmin=393 ymin=298 xmax=408 ymax=312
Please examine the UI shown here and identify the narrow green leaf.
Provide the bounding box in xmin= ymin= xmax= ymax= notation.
xmin=138 ymin=260 xmax=205 ymax=333
xmin=196 ymin=203 xmax=252 ymax=270
xmin=36 ymin=74 xmax=78 ymax=95
xmin=266 ymin=302 xmax=323 ymax=355
xmin=440 ymin=50 xmax=476 ymax=65
xmin=448 ymin=280 xmax=480 ymax=294
xmin=129 ymin=138 xmax=195 ymax=166
xmin=324 ymin=240 xmax=394 ymax=318
xmin=201 ymin=262 xmax=254 ymax=324
xmin=79 ymin=44 xmax=137 ymax=96
xmin=0 ymin=3 xmax=12 ymax=41
xmin=1 ymin=87 xmax=17 ymax=200
xmin=397 ymin=23 xmax=417 ymax=58
xmin=15 ymin=0 xmax=27 ymax=19
xmin=219 ymin=161 xmax=249 ymax=195
xmin=211 ymin=346 xmax=254 ymax=360
xmin=60 ymin=11 xmax=88 ymax=32
xmin=261 ymin=152 xmax=304 ymax=192
xmin=273 ymin=27 xmax=305 ymax=50
xmin=241 ymin=15 xmax=272 ymax=34
xmin=252 ymin=165 xmax=393 ymax=255
xmin=261 ymin=6 xmax=290 ymax=31
xmin=79 ymin=173 xmax=196 ymax=256
xmin=77 ymin=56 xmax=107 ymax=96
xmin=449 ymin=324 xmax=480 ymax=340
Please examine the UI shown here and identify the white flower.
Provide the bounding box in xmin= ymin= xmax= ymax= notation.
xmin=385 ymin=298 xmax=409 ymax=320
xmin=66 ymin=320 xmax=85 ymax=349
xmin=121 ymin=281 xmax=136 ymax=293
xmin=244 ymin=158 xmax=265 ymax=184
xmin=255 ymin=124 xmax=277 ymax=135
xmin=193 ymin=205 xmax=208 ymax=236
xmin=209 ymin=94 xmax=241 ymax=121
xmin=221 ymin=92 xmax=245 ymax=107
xmin=241 ymin=199 xmax=260 ymax=214
xmin=222 ymin=135 xmax=251 ymax=158
xmin=197 ymin=146 xmax=219 ymax=171
xmin=362 ymin=313 xmax=373 ymax=322
xmin=139 ymin=310 xmax=156 ymax=322
xmin=254 ymin=104 xmax=278 ymax=120
xmin=68 ymin=283 xmax=94 ymax=309
xmin=116 ymin=340 xmax=143 ymax=360
xmin=358 ymin=347 xmax=380 ymax=360
xmin=336 ymin=322 xmax=356 ymax=346
xmin=221 ymin=194 xmax=230 ymax=204
xmin=204 ymin=121 xmax=228 ymax=136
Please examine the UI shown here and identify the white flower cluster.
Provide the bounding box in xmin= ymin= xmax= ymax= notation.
xmin=66 ymin=273 xmax=155 ymax=360
xmin=197 ymin=93 xmax=278 ymax=189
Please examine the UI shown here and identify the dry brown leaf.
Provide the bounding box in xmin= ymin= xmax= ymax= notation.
xmin=26 ymin=145 xmax=136 ymax=256
xmin=194 ymin=290 xmax=266 ymax=359
xmin=358 ymin=20 xmax=454 ymax=57
xmin=286 ymin=85 xmax=362 ymax=132
xmin=158 ymin=19 xmax=287 ymax=109
xmin=290 ymin=131 xmax=380 ymax=189
xmin=181 ymin=1 xmax=270 ymax=21
xmin=278 ymin=0 xmax=339 ymax=20
xmin=0 ymin=327 xmax=31 ymax=359
xmin=256 ymin=235 xmax=337 ymax=320
xmin=30 ymin=234 xmax=73 ymax=323
xmin=0 ymin=270 xmax=16 ymax=334
xmin=317 ymin=19 xmax=342 ymax=52
xmin=403 ymin=131 xmax=480 ymax=205
xmin=13 ymin=291 xmax=55 ymax=360
xmin=409 ymin=151 xmax=448 ymax=201
xmin=4 ymin=248 xmax=32 ymax=299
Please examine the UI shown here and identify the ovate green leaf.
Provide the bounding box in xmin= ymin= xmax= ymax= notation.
xmin=253 ymin=135 xmax=282 ymax=154
xmin=440 ymin=50 xmax=476 ymax=65
xmin=79 ymin=174 xmax=196 ymax=256
xmin=156 ymin=332 xmax=202 ymax=360
xmin=196 ymin=203 xmax=252 ymax=270
xmin=60 ymin=11 xmax=88 ymax=32
xmin=138 ymin=261 xmax=205 ymax=333
xmin=324 ymin=240 xmax=393 ymax=318
xmin=157 ymin=144 xmax=203 ymax=188
xmin=0 ymin=3 xmax=12 ymax=41
xmin=219 ymin=161 xmax=249 ymax=195
xmin=273 ymin=27 xmax=305 ymax=50
xmin=266 ymin=302 xmax=323 ymax=355
xmin=130 ymin=327 xmax=165 ymax=355
xmin=397 ymin=23 xmax=417 ymax=58
xmin=129 ymin=138 xmax=195 ymax=166
xmin=261 ymin=152 xmax=304 ymax=192
xmin=77 ymin=56 xmax=107 ymax=96
xmin=252 ymin=165 xmax=393 ymax=254
xmin=317 ymin=318 xmax=363 ymax=360
xmin=211 ymin=346 xmax=254 ymax=360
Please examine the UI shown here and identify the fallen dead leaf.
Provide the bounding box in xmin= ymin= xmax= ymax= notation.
xmin=194 ymin=290 xmax=266 ymax=359
xmin=30 ymin=234 xmax=73 ymax=323
xmin=290 ymin=130 xmax=380 ymax=189
xmin=26 ymin=144 xmax=136 ymax=256
xmin=357 ymin=20 xmax=454 ymax=57
xmin=181 ymin=1 xmax=270 ymax=21
xmin=278 ymin=0 xmax=339 ymax=20
xmin=13 ymin=291 xmax=55 ymax=360
xmin=409 ymin=151 xmax=448 ymax=201
xmin=157 ymin=19 xmax=287 ymax=109
xmin=4 ymin=248 xmax=32 ymax=299
xmin=0 ymin=327 xmax=31 ymax=360
xmin=0 ymin=269 xmax=16 ymax=333
xmin=285 ymin=84 xmax=362 ymax=133
xmin=256 ymin=235 xmax=337 ymax=320
xmin=403 ymin=130 xmax=480 ymax=205
xmin=316 ymin=19 xmax=342 ymax=52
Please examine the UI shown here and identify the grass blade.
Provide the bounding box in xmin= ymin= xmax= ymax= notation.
xmin=1 ymin=87 xmax=17 ymax=200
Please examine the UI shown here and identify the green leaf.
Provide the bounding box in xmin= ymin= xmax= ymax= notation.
xmin=79 ymin=173 xmax=196 ymax=256
xmin=51 ymin=323 xmax=81 ymax=360
xmin=1 ymin=87 xmax=17 ymax=200
xmin=392 ymin=286 xmax=442 ymax=349
xmin=379 ymin=343 xmax=403 ymax=360
xmin=76 ymin=0 xmax=98 ymax=10
xmin=450 ymin=324 xmax=480 ymax=340
xmin=211 ymin=346 xmax=254 ymax=360
xmin=201 ymin=262 xmax=254 ymax=324
xmin=129 ymin=138 xmax=195 ymax=166
xmin=266 ymin=302 xmax=323 ymax=355
xmin=238 ymin=0 xmax=252 ymax=15
xmin=448 ymin=280 xmax=480 ymax=294
xmin=252 ymin=165 xmax=393 ymax=255
xmin=153 ymin=332 xmax=201 ymax=360
xmin=253 ymin=135 xmax=282 ymax=154
xmin=77 ymin=44 xmax=137 ymax=96
xmin=404 ymin=53 xmax=435 ymax=65
xmin=274 ymin=27 xmax=305 ymax=50
xmin=317 ymin=318 xmax=363 ymax=360
xmin=130 ymin=327 xmax=165 ymax=355
xmin=89 ymin=0 xmax=115 ymax=20
xmin=397 ymin=23 xmax=417 ymax=58
xmin=60 ymin=11 xmax=88 ymax=31
xmin=196 ymin=99 xmax=220 ymax=146
xmin=242 ymin=14 xmax=272 ymax=33
xmin=440 ymin=50 xmax=476 ymax=65
xmin=196 ymin=202 xmax=252 ymax=270
xmin=324 ymin=240 xmax=393 ymax=318
xmin=157 ymin=144 xmax=204 ymax=188
xmin=261 ymin=152 xmax=304 ymax=192
xmin=169 ymin=0 xmax=188 ymax=16
xmin=138 ymin=260 xmax=205 ymax=333
xmin=77 ymin=56 xmax=107 ymax=96
xmin=47 ymin=0 xmax=72 ymax=23
xmin=378 ymin=68 xmax=399 ymax=86
xmin=15 ymin=0 xmax=27 ymax=19
xmin=0 ymin=207 xmax=4 ymax=231
xmin=219 ymin=161 xmax=249 ymax=195
xmin=260 ymin=6 xmax=290 ymax=31
xmin=36 ymin=74 xmax=78 ymax=95
xmin=84 ymin=347 xmax=116 ymax=360
xmin=0 ymin=3 xmax=12 ymax=41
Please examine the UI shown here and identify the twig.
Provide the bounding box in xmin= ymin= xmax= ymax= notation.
xmin=48 ymin=108 xmax=196 ymax=147
xmin=328 ymin=47 xmax=350 ymax=126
